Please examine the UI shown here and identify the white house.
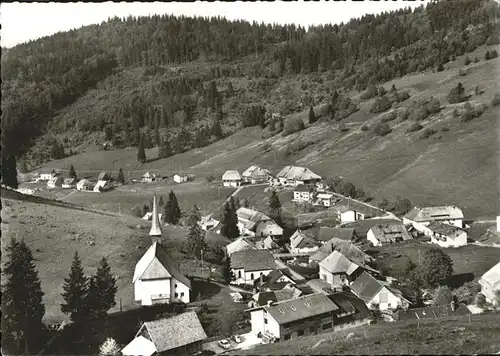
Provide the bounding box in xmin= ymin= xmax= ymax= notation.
xmin=289 ymin=230 xmax=320 ymax=254
xmin=173 ymin=174 xmax=188 ymax=183
xmin=275 ymin=166 xmax=322 ymax=187
xmin=222 ymin=170 xmax=242 ymax=187
xmin=38 ymin=169 xmax=59 ymax=181
xmin=242 ymin=165 xmax=272 ymax=184
xmin=478 ymin=262 xmax=500 ymax=306
xmin=350 ymin=272 xmax=410 ymax=311
xmin=254 ymin=269 xmax=296 ymax=291
xmin=47 ymin=176 xmax=64 ymax=189
xmin=256 ymin=220 xmax=284 ymax=239
xmin=255 ymin=236 xmax=280 ymax=251
xmin=16 ymin=188 xmax=36 ymax=195
xmin=76 ymin=179 xmax=93 ymax=191
xmin=293 ymin=185 xmax=314 ymax=202
xmin=121 ymin=312 xmax=207 ymax=356
xmin=316 ymin=193 xmax=335 ymax=207
xmin=403 ymin=206 xmax=464 ymax=229
xmin=142 ymin=172 xmax=156 ymax=183
xmin=334 ymin=205 xmax=366 ymax=224
xmin=230 ymin=249 xmax=277 ymax=285
xmin=367 ymin=223 xmax=412 ymax=246
xmin=420 ymin=222 xmax=468 ymax=248
xmin=62 ymin=178 xmax=76 ymax=189
xmin=93 ymin=180 xmax=111 ymax=192
xmin=318 ymin=251 xmax=362 ymax=287
xmin=236 ymin=207 xmax=283 ymax=238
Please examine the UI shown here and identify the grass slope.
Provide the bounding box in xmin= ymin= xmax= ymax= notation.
xmin=34 ymin=46 xmax=500 ymax=219
xmin=235 ymin=312 xmax=500 ymax=355
xmin=1 ymin=197 xmax=228 ymax=324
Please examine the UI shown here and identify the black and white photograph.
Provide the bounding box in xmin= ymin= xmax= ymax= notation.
xmin=1 ymin=1 xmax=500 ymax=355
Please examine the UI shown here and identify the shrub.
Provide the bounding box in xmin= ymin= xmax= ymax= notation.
xmin=282 ymin=118 xmax=306 ymax=136
xmin=427 ymin=98 xmax=441 ymax=114
xmin=381 ymin=111 xmax=397 ymax=123
xmin=373 ymin=122 xmax=391 ymax=136
xmin=205 ymin=175 xmax=215 ymax=183
xmin=361 ymin=124 xmax=370 ymax=131
xmin=453 ymin=281 xmax=481 ymax=304
xmin=437 ymin=63 xmax=444 ymax=72
xmin=474 ymin=56 xmax=480 ymax=63
xmin=475 ymin=292 xmax=486 ymax=308
xmin=378 ymin=86 xmax=387 ymax=97
xmin=441 ymin=127 xmax=450 ymax=132
xmin=398 ymin=107 xmax=410 ymax=121
xmin=395 ymin=90 xmax=411 ymax=103
xmin=370 ymin=96 xmax=392 ymax=113
xmin=447 ymin=82 xmax=466 ymax=104
xmin=411 ymin=104 xmax=430 ymax=122
xmin=407 ymin=122 xmax=423 ymax=133
xmin=361 ymin=84 xmax=378 ymax=100
xmin=452 ymin=108 xmax=460 ymax=117
xmin=492 ymin=93 xmax=500 ymax=106
xmin=464 ymin=56 xmax=471 ymax=66
xmin=130 ymin=204 xmax=143 ymax=218
xmin=338 ymin=122 xmax=348 ymax=132
xmin=433 ymin=286 xmax=453 ymax=306
xmin=458 ymin=69 xmax=467 ymax=77
xmin=420 ymin=128 xmax=436 ymax=139
xmin=471 ymin=103 xmax=485 ymax=119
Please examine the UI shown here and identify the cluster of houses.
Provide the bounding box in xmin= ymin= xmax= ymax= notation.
xmin=33 ymin=169 xmax=113 ymax=193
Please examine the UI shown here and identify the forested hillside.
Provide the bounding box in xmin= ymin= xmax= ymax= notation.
xmin=1 ymin=0 xmax=499 ymax=180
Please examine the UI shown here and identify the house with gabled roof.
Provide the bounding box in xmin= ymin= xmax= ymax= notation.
xmin=226 ymin=237 xmax=257 ymax=257
xmin=343 ymin=218 xmax=402 ymax=240
xmin=255 ymin=235 xmax=280 ymax=251
xmin=333 ymin=204 xmax=367 ymax=223
xmin=222 ymin=170 xmax=242 ymax=187
xmin=478 ymin=262 xmax=500 ymax=306
xmin=403 ymin=206 xmax=464 ymax=229
xmin=318 ymin=250 xmax=364 ymax=287
xmin=97 ymin=172 xmax=112 ymax=181
xmin=309 ymin=237 xmax=373 ymax=267
xmin=47 ymin=176 xmax=64 ymax=189
xmin=38 ymin=168 xmax=60 ymax=181
xmin=424 ymin=221 xmax=468 ymax=248
xmin=308 ymin=226 xmax=358 ymax=244
xmin=236 ymin=207 xmax=283 ymax=238
xmin=316 ymin=193 xmax=335 ymax=207
xmin=62 ymin=177 xmax=76 ymax=189
xmin=76 ymin=179 xmax=93 ymax=191
xmin=254 ymin=269 xmax=297 ymax=292
xmin=289 ymin=230 xmax=321 ymax=254
xmin=275 ymin=166 xmax=322 ymax=187
xmin=242 ymin=165 xmax=272 ymax=184
xmin=367 ymin=223 xmax=412 ymax=246
xmin=142 ymin=172 xmax=157 ymax=183
xmin=121 ymin=311 xmax=207 ymax=356
xmin=248 ymin=287 xmax=303 ymax=309
xmin=293 ymin=185 xmax=315 ymax=202
xmin=349 ymin=271 xmax=410 ymax=311
xmin=93 ymin=180 xmax=112 ymax=192
xmin=231 ymin=249 xmax=277 ymax=285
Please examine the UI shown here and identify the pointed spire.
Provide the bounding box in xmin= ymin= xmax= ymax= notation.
xmin=149 ymin=194 xmax=162 ymax=238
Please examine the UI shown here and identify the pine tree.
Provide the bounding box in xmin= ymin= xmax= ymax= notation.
xmin=69 ymin=164 xmax=77 ymax=180
xmin=137 ymin=134 xmax=146 ymax=163
xmin=220 ymin=198 xmax=239 ymax=239
xmin=308 ymin=106 xmax=316 ymax=124
xmin=223 ymin=256 xmax=235 ymax=284
xmin=186 ymin=205 xmax=207 ymax=259
xmin=2 ymin=238 xmax=45 ymax=354
xmin=164 ymin=190 xmax=181 ymax=224
xmin=61 ymin=251 xmax=88 ymax=324
xmin=154 ymin=128 xmax=161 ymax=147
xmin=117 ymin=168 xmax=125 ymax=184
xmin=158 ymin=195 xmax=164 ymax=207
xmin=211 ymin=120 xmax=223 ymax=138
xmin=269 ymin=190 xmax=282 ymax=222
xmin=1 ymin=154 xmax=18 ymax=189
xmin=158 ymin=139 xmax=172 ymax=159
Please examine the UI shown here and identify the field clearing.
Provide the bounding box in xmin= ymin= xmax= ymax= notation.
xmin=1 ymin=198 xmax=229 ymax=324
xmin=372 ymin=241 xmax=500 ymax=281
xmin=235 ymin=312 xmax=500 ymax=355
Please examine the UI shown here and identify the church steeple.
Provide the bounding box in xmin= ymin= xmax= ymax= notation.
xmin=149 ymin=194 xmax=162 ymax=240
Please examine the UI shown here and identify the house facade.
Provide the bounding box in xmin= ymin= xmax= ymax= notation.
xmin=256 ymin=220 xmax=284 ymax=238
xmin=478 ymin=262 xmax=500 ymax=306
xmin=76 ymin=179 xmax=93 ymax=191
xmin=142 ymin=172 xmax=156 ymax=183
xmin=222 ymin=170 xmax=242 ymax=187
xmin=275 ymin=166 xmax=322 ymax=187
xmin=236 ymin=207 xmax=281 ymax=238
xmin=289 ymin=230 xmax=320 ymax=254
xmin=335 ymin=206 xmax=365 ymax=223
xmin=242 ymin=165 xmax=272 ymax=184
xmin=47 ymin=176 xmax=64 ymax=188
xmin=231 ymin=250 xmax=277 ymax=285
xmin=39 ymin=169 xmax=59 ymax=181
xmin=226 ymin=237 xmax=257 ymax=257
xmin=293 ymin=185 xmax=314 ymax=202
xmin=367 ymin=224 xmax=412 ymax=246
xmin=173 ymin=174 xmax=188 ymax=183
xmin=62 ymin=178 xmax=76 ymax=189
xmin=403 ymin=206 xmax=464 ymax=229
xmin=316 ymin=193 xmax=335 ymax=207
xmin=318 ymin=251 xmax=362 ymax=287
xmin=93 ymin=180 xmax=111 ymax=192
xmin=424 ymin=222 xmax=468 ymax=248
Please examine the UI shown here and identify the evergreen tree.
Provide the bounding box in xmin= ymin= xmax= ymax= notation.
xmin=227 ymin=81 xmax=234 ymax=97
xmin=158 ymin=195 xmax=164 ymax=207
xmin=137 ymin=134 xmax=146 ymax=163
xmin=484 ymin=50 xmax=491 ymax=60
xmin=437 ymin=63 xmax=444 ymax=72
xmin=61 ymin=251 xmax=88 ymax=324
xmin=223 ymin=256 xmax=235 ymax=284
xmin=269 ymin=190 xmax=282 ymax=221
xmin=158 ymin=139 xmax=172 ymax=159
xmin=69 ymin=164 xmax=77 ymax=180
xmin=186 ymin=205 xmax=207 ymax=259
xmin=2 ymin=238 xmax=45 ymax=354
xmin=164 ymin=190 xmax=181 ymax=224
xmin=308 ymin=106 xmax=316 ymax=124
xmin=154 ymin=128 xmax=161 ymax=147
xmin=243 ymin=198 xmax=250 ymax=208
xmin=211 ymin=120 xmax=223 ymax=138
xmin=117 ymin=168 xmax=125 ymax=184
xmin=1 ymin=154 xmax=18 ymax=189
xmin=220 ymin=198 xmax=239 ymax=239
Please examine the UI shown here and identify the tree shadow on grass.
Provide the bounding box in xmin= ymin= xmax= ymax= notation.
xmin=447 ymin=272 xmax=474 ymax=289
xmin=191 ymin=280 xmax=222 ymax=301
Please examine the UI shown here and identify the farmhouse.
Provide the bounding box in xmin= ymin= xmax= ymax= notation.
xmin=121 ymin=311 xmax=207 ymax=356
xmin=231 ymin=249 xmax=277 ymax=285
xmin=367 ymin=223 xmax=412 ymax=246
xmin=343 ymin=218 xmax=402 ymax=240
xmin=62 ymin=178 xmax=76 ymax=189
xmin=248 ymin=288 xmax=303 ymax=309
xmin=478 ymin=262 xmax=500 ymax=306
xmin=293 ymin=185 xmax=315 ymax=202
xmin=333 ymin=205 xmax=366 ymax=223
xmin=254 ymin=269 xmax=297 ymax=291
xmin=226 ymin=237 xmax=257 ymax=257
xmin=47 ymin=176 xmax=64 ymax=189
xmin=289 ymin=230 xmax=320 ymax=254
xmin=93 ymin=180 xmax=112 ymax=192
xmin=318 ymin=251 xmax=364 ymax=287
xmin=76 ymin=179 xmax=93 ymax=191
xmin=248 ymin=292 xmax=369 ymax=343
xmin=403 ymin=206 xmax=464 ymax=228
xmin=255 ymin=236 xmax=280 ymax=250
xmin=316 ymin=193 xmax=335 ymax=207
xmin=242 ymin=165 xmax=272 ymax=184
xmin=142 ymin=172 xmax=156 ymax=183
xmin=236 ymin=207 xmax=283 ymax=238
xmin=173 ymin=174 xmax=188 ymax=183
xmin=311 ymin=226 xmax=358 ymax=244
xmin=38 ymin=169 xmax=59 ymax=181
xmin=424 ymin=222 xmax=468 ymax=248
xmin=222 ymin=170 xmax=242 ymax=187
xmin=275 ymin=166 xmax=322 ymax=187
xmin=309 ymin=237 xmax=373 ymax=268
xmin=349 ymin=272 xmax=410 ymax=311
xmin=97 ymin=172 xmax=112 ymax=181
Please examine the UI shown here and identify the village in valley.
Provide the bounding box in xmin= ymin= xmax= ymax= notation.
xmin=5 ymin=159 xmax=500 ymax=356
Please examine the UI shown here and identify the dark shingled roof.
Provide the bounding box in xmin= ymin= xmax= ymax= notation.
xmin=343 ymin=219 xmax=402 ymax=238
xmin=143 ymin=311 xmax=207 ymax=352
xmin=348 ymin=271 xmax=384 ymax=303
xmin=265 ymin=293 xmax=339 ymax=325
xmin=327 ymin=291 xmax=371 ymax=320
xmin=230 ymin=250 xmax=277 ymax=272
